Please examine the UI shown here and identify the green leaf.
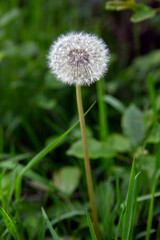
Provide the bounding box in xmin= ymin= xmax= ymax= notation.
xmin=141 ymin=155 xmax=155 ymax=179
xmin=146 ymin=123 xmax=160 ymax=144
xmin=105 ymin=1 xmax=135 ymax=11
xmin=38 ymin=216 xmax=45 ymax=240
xmin=86 ymin=210 xmax=97 ymax=240
xmin=18 ymin=101 xmax=96 ymax=178
xmin=18 ymin=41 xmax=39 ymax=59
xmin=36 ymin=95 xmax=56 ymax=110
xmin=122 ymin=104 xmax=145 ymax=147
xmin=6 ymin=168 xmax=17 ymax=208
xmin=131 ymin=3 xmax=156 ymax=23
xmin=53 ymin=166 xmax=81 ymax=196
xmin=0 ymin=208 xmax=19 ymax=240
xmin=45 ymin=72 xmax=65 ymax=89
xmin=51 ymin=210 xmax=85 ymax=226
xmin=67 ymin=138 xmax=116 ymax=159
xmin=103 ymin=94 xmax=126 ymax=113
xmin=137 ymin=191 xmax=160 ymax=202
xmin=0 ymin=8 xmax=20 ymax=27
xmin=16 ymin=101 xmax=96 ymax=199
xmin=107 ymin=134 xmax=131 ymax=153
xmin=122 ymin=159 xmax=136 ymax=240
xmin=41 ymin=208 xmax=61 ymax=240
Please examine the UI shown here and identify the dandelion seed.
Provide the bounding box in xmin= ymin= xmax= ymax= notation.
xmin=47 ymin=32 xmax=109 ymax=86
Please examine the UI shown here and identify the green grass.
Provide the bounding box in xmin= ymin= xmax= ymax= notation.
xmin=122 ymin=158 xmax=136 ymax=240
xmin=0 ymin=0 xmax=160 ymax=239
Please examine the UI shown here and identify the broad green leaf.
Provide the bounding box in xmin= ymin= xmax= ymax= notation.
xmin=0 ymin=208 xmax=19 ymax=240
xmin=67 ymin=138 xmax=116 ymax=159
xmin=53 ymin=166 xmax=81 ymax=196
xmin=131 ymin=4 xmax=156 ymax=23
xmin=71 ymin=126 xmax=93 ymax=139
xmin=107 ymin=134 xmax=131 ymax=152
xmin=146 ymin=123 xmax=160 ymax=144
xmin=122 ymin=104 xmax=145 ymax=147
xmin=41 ymin=208 xmax=61 ymax=240
xmin=141 ymin=155 xmax=155 ymax=179
xmin=105 ymin=1 xmax=135 ymax=11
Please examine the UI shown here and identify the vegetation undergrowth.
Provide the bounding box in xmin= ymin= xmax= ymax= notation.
xmin=0 ymin=0 xmax=160 ymax=239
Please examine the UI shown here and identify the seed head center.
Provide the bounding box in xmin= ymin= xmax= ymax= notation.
xmin=67 ymin=49 xmax=90 ymax=67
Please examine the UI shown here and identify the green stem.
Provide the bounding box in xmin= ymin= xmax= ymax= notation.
xmin=148 ymin=73 xmax=157 ymax=122
xmin=96 ymin=78 xmax=108 ymax=141
xmin=0 ymin=127 xmax=4 ymax=153
xmin=15 ymin=176 xmax=22 ymax=200
xmin=76 ymin=85 xmax=100 ymax=240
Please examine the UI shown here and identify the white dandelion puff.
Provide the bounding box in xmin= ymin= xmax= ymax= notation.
xmin=47 ymin=32 xmax=109 ymax=86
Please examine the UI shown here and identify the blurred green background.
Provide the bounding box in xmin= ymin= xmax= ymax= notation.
xmin=0 ymin=0 xmax=160 ymax=239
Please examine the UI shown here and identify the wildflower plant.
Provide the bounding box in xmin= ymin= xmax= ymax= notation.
xmin=48 ymin=31 xmax=109 ymax=238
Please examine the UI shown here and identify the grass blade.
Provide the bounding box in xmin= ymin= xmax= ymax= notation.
xmin=122 ymin=158 xmax=136 ymax=240
xmin=137 ymin=191 xmax=160 ymax=202
xmin=7 ymin=167 xmax=17 ymax=208
xmin=86 ymin=210 xmax=97 ymax=240
xmin=0 ymin=169 xmax=7 ymax=208
xmin=115 ymin=203 xmax=125 ymax=240
xmin=41 ymin=207 xmax=61 ymax=240
xmin=0 ymin=207 xmax=19 ymax=240
xmin=51 ymin=210 xmax=85 ymax=225
xmin=38 ymin=216 xmax=46 ymax=240
xmin=19 ymin=121 xmax=79 ymax=177
xmin=145 ymin=169 xmax=160 ymax=240
xmin=15 ymin=101 xmax=96 ymax=199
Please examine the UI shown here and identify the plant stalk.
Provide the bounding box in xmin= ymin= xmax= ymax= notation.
xmin=96 ymin=78 xmax=108 ymax=141
xmin=76 ymin=85 xmax=100 ymax=239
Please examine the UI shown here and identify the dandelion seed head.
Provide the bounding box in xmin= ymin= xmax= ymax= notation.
xmin=47 ymin=32 xmax=109 ymax=86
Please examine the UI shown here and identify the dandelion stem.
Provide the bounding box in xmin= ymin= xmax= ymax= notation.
xmin=76 ymin=85 xmax=100 ymax=240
